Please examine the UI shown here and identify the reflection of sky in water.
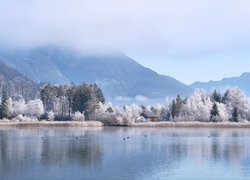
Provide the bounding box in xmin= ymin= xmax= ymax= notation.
xmin=0 ymin=127 xmax=250 ymax=180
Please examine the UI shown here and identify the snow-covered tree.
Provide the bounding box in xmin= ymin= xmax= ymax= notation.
xmin=72 ymin=111 xmax=85 ymax=121
xmin=47 ymin=111 xmax=55 ymax=121
xmin=182 ymin=89 xmax=213 ymax=122
xmin=222 ymin=87 xmax=249 ymax=122
xmin=25 ymin=99 xmax=44 ymax=118
xmin=12 ymin=98 xmax=26 ymax=116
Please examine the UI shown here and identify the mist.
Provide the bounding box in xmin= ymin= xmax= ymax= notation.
xmin=1 ymin=0 xmax=250 ymax=83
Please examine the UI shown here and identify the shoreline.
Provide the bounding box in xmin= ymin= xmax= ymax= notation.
xmin=0 ymin=121 xmax=250 ymax=128
xmin=130 ymin=121 xmax=250 ymax=128
xmin=0 ymin=121 xmax=103 ymax=127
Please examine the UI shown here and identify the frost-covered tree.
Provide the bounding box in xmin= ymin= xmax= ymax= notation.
xmin=40 ymin=83 xmax=104 ymax=120
xmin=25 ymin=99 xmax=44 ymax=118
xmin=182 ymin=89 xmax=213 ymax=122
xmin=222 ymin=87 xmax=249 ymax=122
xmin=216 ymin=102 xmax=230 ymax=122
xmin=12 ymin=98 xmax=26 ymax=117
xmin=47 ymin=111 xmax=55 ymax=121
xmin=72 ymin=111 xmax=85 ymax=121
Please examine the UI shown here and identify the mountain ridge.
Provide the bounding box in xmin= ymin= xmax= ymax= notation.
xmin=191 ymin=72 xmax=250 ymax=95
xmin=0 ymin=46 xmax=192 ymax=101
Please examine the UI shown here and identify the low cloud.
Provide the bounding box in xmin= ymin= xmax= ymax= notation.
xmin=135 ymin=95 xmax=148 ymax=102
xmin=0 ymin=0 xmax=250 ymax=54
xmin=1 ymin=0 xmax=250 ymax=84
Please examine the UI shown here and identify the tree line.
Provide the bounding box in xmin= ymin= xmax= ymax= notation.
xmin=40 ymin=83 xmax=105 ymax=120
xmin=1 ymin=85 xmax=250 ymax=125
xmin=0 ymin=82 xmax=105 ymax=121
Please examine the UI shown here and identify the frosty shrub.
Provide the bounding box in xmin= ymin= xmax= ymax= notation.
xmin=25 ymin=99 xmax=44 ymax=118
xmin=12 ymin=99 xmax=26 ymax=117
xmin=14 ymin=114 xmax=38 ymax=121
xmin=72 ymin=111 xmax=85 ymax=121
xmin=47 ymin=111 xmax=55 ymax=121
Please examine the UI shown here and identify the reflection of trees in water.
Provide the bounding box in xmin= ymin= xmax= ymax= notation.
xmin=40 ymin=132 xmax=103 ymax=168
xmin=0 ymin=128 xmax=103 ymax=177
xmin=208 ymin=130 xmax=245 ymax=165
xmin=0 ymin=129 xmax=42 ymax=175
xmin=1 ymin=127 xmax=250 ymax=179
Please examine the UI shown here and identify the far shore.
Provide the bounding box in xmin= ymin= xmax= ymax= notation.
xmin=130 ymin=121 xmax=250 ymax=128
xmin=0 ymin=120 xmax=103 ymax=128
xmin=1 ymin=120 xmax=250 ymax=128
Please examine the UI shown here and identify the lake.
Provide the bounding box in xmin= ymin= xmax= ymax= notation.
xmin=0 ymin=127 xmax=250 ymax=180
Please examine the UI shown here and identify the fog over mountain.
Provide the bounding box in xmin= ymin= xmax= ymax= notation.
xmin=0 ymin=46 xmax=192 ymax=102
xmin=0 ymin=61 xmax=38 ymax=100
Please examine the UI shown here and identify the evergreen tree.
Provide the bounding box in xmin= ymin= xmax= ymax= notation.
xmin=211 ymin=90 xmax=222 ymax=103
xmin=40 ymin=84 xmax=55 ymax=112
xmin=232 ymin=107 xmax=239 ymax=122
xmin=175 ymin=94 xmax=183 ymax=117
xmin=222 ymin=90 xmax=229 ymax=104
xmin=72 ymin=83 xmax=94 ymax=119
xmin=171 ymin=100 xmax=177 ymax=120
xmin=91 ymin=84 xmax=105 ymax=104
xmin=66 ymin=86 xmax=74 ymax=119
xmin=210 ymin=103 xmax=219 ymax=122
xmin=0 ymin=104 xmax=2 ymax=119
xmin=1 ymin=91 xmax=10 ymax=119
xmin=171 ymin=95 xmax=183 ymax=120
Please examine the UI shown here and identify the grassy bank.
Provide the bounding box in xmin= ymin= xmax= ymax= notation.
xmin=1 ymin=120 xmax=250 ymax=128
xmin=130 ymin=121 xmax=250 ymax=128
xmin=0 ymin=120 xmax=103 ymax=128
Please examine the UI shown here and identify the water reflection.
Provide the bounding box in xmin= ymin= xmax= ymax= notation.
xmin=0 ymin=128 xmax=103 ymax=179
xmin=0 ymin=127 xmax=250 ymax=179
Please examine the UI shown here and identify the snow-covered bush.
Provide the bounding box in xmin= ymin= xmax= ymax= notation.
xmin=12 ymin=99 xmax=26 ymax=116
xmin=94 ymin=103 xmax=146 ymax=125
xmin=72 ymin=111 xmax=85 ymax=121
xmin=15 ymin=114 xmax=25 ymax=121
xmin=47 ymin=111 xmax=55 ymax=121
xmin=25 ymin=99 xmax=44 ymax=118
xmin=14 ymin=114 xmax=38 ymax=121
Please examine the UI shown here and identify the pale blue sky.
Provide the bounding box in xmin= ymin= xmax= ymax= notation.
xmin=0 ymin=0 xmax=250 ymax=84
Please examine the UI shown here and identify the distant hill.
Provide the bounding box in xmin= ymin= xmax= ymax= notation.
xmin=191 ymin=72 xmax=250 ymax=96
xmin=0 ymin=61 xmax=38 ymax=100
xmin=0 ymin=46 xmax=192 ymax=101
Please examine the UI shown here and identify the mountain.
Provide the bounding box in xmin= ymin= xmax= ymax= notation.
xmin=0 ymin=61 xmax=38 ymax=100
xmin=0 ymin=46 xmax=192 ymax=101
xmin=191 ymin=72 xmax=250 ymax=95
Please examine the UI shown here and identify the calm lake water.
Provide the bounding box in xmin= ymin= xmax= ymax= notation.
xmin=1 ymin=127 xmax=250 ymax=180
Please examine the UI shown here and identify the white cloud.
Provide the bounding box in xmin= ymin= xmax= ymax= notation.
xmin=1 ymin=0 xmax=250 ymax=83
xmin=1 ymin=0 xmax=250 ymax=53
xmin=135 ymin=95 xmax=148 ymax=102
